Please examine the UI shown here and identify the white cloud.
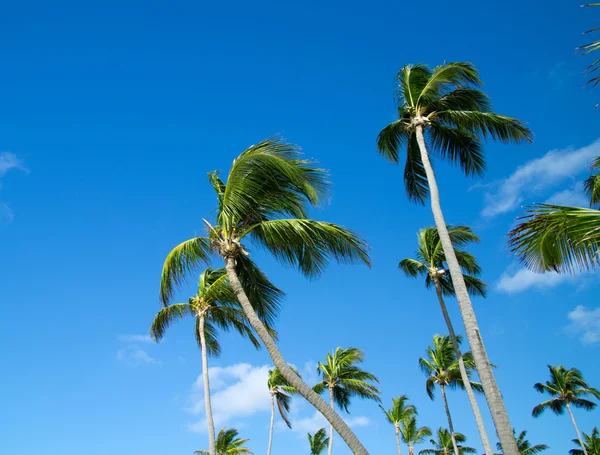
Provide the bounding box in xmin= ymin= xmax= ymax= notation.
xmin=0 ymin=152 xmax=27 ymax=177
xmin=287 ymin=411 xmax=370 ymax=435
xmin=496 ymin=268 xmax=573 ymax=293
xmin=544 ymin=184 xmax=589 ymax=207
xmin=481 ymin=139 xmax=600 ymax=217
xmin=116 ymin=346 xmax=160 ymax=366
xmin=0 ymin=203 xmax=14 ymax=222
xmin=117 ymin=334 xmax=153 ymax=343
xmin=566 ymin=305 xmax=600 ymax=344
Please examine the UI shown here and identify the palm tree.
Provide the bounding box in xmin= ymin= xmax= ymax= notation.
xmin=399 ymin=225 xmax=492 ymax=455
xmin=533 ymin=365 xmax=600 ymax=455
xmin=316 ymin=347 xmax=381 ymax=455
xmin=571 ymin=428 xmax=600 ymax=455
xmin=151 ymin=267 xmax=279 ymax=455
xmin=578 ymin=3 xmax=600 ymax=87
xmin=379 ymin=395 xmax=417 ymax=455
xmin=400 ymin=415 xmax=432 ymax=455
xmin=376 ymin=61 xmax=532 ymax=455
xmin=267 ymin=367 xmax=298 ymax=455
xmin=195 ymin=427 xmax=252 ymax=455
xmin=420 ymin=428 xmax=476 ymax=455
xmin=159 ymin=137 xmax=371 ymax=454
xmin=419 ymin=335 xmax=482 ymax=455
xmin=496 ymin=430 xmax=549 ymax=455
xmin=309 ymin=429 xmax=330 ymax=455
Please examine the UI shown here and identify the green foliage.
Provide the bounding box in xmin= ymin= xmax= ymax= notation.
xmin=570 ymin=427 xmax=600 ymax=455
xmin=419 ymin=428 xmax=476 ymax=455
xmin=496 ymin=430 xmax=549 ymax=455
xmin=308 ymin=428 xmax=330 ymax=455
xmin=268 ymin=367 xmax=299 ymax=429
xmin=577 ymin=4 xmax=600 ymax=87
xmin=379 ymin=394 xmax=417 ymax=426
xmin=400 ymin=415 xmax=433 ymax=448
xmin=195 ymin=427 xmax=252 ymax=455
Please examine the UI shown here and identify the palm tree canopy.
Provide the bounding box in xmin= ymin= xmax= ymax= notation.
xmin=399 ymin=225 xmax=487 ymax=297
xmin=379 ymin=394 xmax=417 ymax=426
xmin=532 ymin=365 xmax=600 ymax=417
xmin=419 ymin=428 xmax=476 ymax=455
xmin=376 ymin=62 xmax=532 ymax=204
xmin=496 ymin=429 xmax=549 ymax=455
xmin=316 ymin=347 xmax=381 ymax=412
xmin=308 ymin=428 xmax=330 ymax=455
xmin=268 ymin=367 xmax=299 ymax=429
xmin=195 ymin=427 xmax=252 ymax=455
xmin=570 ymin=427 xmax=600 ymax=455
xmin=400 ymin=415 xmax=432 ymax=446
xmin=577 ymin=4 xmax=600 ymax=87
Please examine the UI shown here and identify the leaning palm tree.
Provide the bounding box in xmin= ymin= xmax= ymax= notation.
xmin=267 ymin=367 xmax=298 ymax=455
xmin=571 ymin=427 xmax=600 ymax=455
xmin=578 ymin=3 xmax=600 ymax=87
xmin=400 ymin=415 xmax=432 ymax=455
xmin=316 ymin=347 xmax=381 ymax=455
xmin=309 ymin=429 xmax=330 ymax=455
xmin=151 ymin=267 xmax=279 ymax=455
xmin=533 ymin=365 xmax=600 ymax=455
xmin=419 ymin=335 xmax=482 ymax=455
xmin=379 ymin=395 xmax=417 ymax=455
xmin=195 ymin=427 xmax=252 ymax=455
xmin=420 ymin=428 xmax=476 ymax=455
xmin=377 ymin=61 xmax=532 ymax=455
xmin=159 ymin=137 xmax=371 ymax=454
xmin=399 ymin=225 xmax=492 ymax=455
xmin=496 ymin=430 xmax=549 ymax=455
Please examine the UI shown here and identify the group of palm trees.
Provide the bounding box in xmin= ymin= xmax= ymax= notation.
xmin=149 ymin=60 xmax=600 ymax=455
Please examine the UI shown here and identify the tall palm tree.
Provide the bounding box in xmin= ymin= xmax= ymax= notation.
xmin=399 ymin=225 xmax=492 ymax=455
xmin=159 ymin=137 xmax=371 ymax=454
xmin=377 ymin=61 xmax=532 ymax=455
xmin=420 ymin=428 xmax=476 ymax=455
xmin=578 ymin=3 xmax=600 ymax=87
xmin=533 ymin=365 xmax=600 ymax=455
xmin=496 ymin=430 xmax=549 ymax=455
xmin=195 ymin=427 xmax=252 ymax=455
xmin=151 ymin=267 xmax=279 ymax=455
xmin=571 ymin=428 xmax=600 ymax=455
xmin=309 ymin=429 xmax=330 ymax=455
xmin=400 ymin=415 xmax=432 ymax=455
xmin=379 ymin=395 xmax=417 ymax=455
xmin=419 ymin=335 xmax=482 ymax=455
xmin=316 ymin=347 xmax=381 ymax=455
xmin=267 ymin=367 xmax=298 ymax=455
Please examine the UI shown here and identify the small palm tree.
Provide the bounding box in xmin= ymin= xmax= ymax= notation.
xmin=419 ymin=335 xmax=481 ymax=455
xmin=420 ymin=428 xmax=476 ymax=455
xmin=267 ymin=367 xmax=298 ymax=455
xmin=195 ymin=427 xmax=252 ymax=455
xmin=151 ymin=267 xmax=278 ymax=455
xmin=160 ymin=137 xmax=371 ymax=455
xmin=533 ymin=365 xmax=600 ymax=455
xmin=316 ymin=347 xmax=381 ymax=455
xmin=571 ymin=428 xmax=600 ymax=455
xmin=377 ymin=61 xmax=531 ymax=455
xmin=496 ymin=430 xmax=549 ymax=455
xmin=400 ymin=225 xmax=492 ymax=455
xmin=400 ymin=415 xmax=432 ymax=455
xmin=577 ymin=4 xmax=600 ymax=87
xmin=379 ymin=395 xmax=417 ymax=455
xmin=309 ymin=429 xmax=330 ymax=455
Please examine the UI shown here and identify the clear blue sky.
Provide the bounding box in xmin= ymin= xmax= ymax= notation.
xmin=1 ymin=1 xmax=599 ymax=454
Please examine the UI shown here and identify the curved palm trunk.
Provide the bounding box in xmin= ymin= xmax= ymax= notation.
xmin=567 ymin=403 xmax=589 ymax=455
xmin=267 ymin=392 xmax=275 ymax=455
xmin=440 ymin=385 xmax=460 ymax=455
xmin=432 ymin=276 xmax=494 ymax=455
xmin=395 ymin=426 xmax=402 ymax=455
xmin=198 ymin=315 xmax=217 ymax=455
xmin=328 ymin=387 xmax=335 ymax=455
xmin=224 ymin=257 xmax=369 ymax=455
xmin=415 ymin=124 xmax=519 ymax=455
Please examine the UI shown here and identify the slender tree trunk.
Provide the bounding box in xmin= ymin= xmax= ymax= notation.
xmin=415 ymin=124 xmax=519 ymax=455
xmin=567 ymin=403 xmax=589 ymax=455
xmin=198 ymin=314 xmax=216 ymax=455
xmin=224 ymin=257 xmax=369 ymax=455
xmin=409 ymin=444 xmax=414 ymax=455
xmin=328 ymin=387 xmax=335 ymax=455
xmin=395 ymin=426 xmax=402 ymax=455
xmin=432 ymin=276 xmax=494 ymax=455
xmin=267 ymin=392 xmax=275 ymax=455
xmin=440 ymin=385 xmax=460 ymax=455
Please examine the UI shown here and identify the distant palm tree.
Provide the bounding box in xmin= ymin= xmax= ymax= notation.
xmin=577 ymin=3 xmax=600 ymax=87
xmin=151 ymin=267 xmax=279 ymax=455
xmin=379 ymin=395 xmax=417 ymax=455
xmin=267 ymin=367 xmax=298 ymax=455
xmin=571 ymin=427 xmax=600 ymax=455
xmin=419 ymin=335 xmax=482 ymax=455
xmin=316 ymin=347 xmax=381 ymax=455
xmin=308 ymin=428 xmax=330 ymax=455
xmin=400 ymin=415 xmax=432 ymax=455
xmin=399 ymin=225 xmax=492 ymax=455
xmin=496 ymin=430 xmax=549 ymax=455
xmin=420 ymin=428 xmax=476 ymax=455
xmin=195 ymin=427 xmax=252 ymax=455
xmin=533 ymin=365 xmax=600 ymax=455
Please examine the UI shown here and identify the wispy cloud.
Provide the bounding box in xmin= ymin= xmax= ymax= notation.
xmin=117 ymin=334 xmax=153 ymax=343
xmin=284 ymin=411 xmax=370 ymax=435
xmin=116 ymin=346 xmax=160 ymax=366
xmin=566 ymin=305 xmax=600 ymax=344
xmin=0 ymin=152 xmax=28 ymax=221
xmin=496 ymin=268 xmax=574 ymax=294
xmin=544 ymin=184 xmax=589 ymax=207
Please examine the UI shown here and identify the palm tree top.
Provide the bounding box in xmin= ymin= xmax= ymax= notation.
xmin=308 ymin=428 xmax=330 ymax=455
xmin=379 ymin=394 xmax=417 ymax=425
xmin=496 ymin=429 xmax=549 ymax=455
xmin=195 ymin=427 xmax=252 ymax=455
xmin=400 ymin=415 xmax=432 ymax=446
xmin=267 ymin=367 xmax=299 ymax=429
xmin=570 ymin=427 xmax=600 ymax=455
xmin=420 ymin=427 xmax=476 ymax=455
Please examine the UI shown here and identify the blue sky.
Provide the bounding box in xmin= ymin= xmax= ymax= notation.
xmin=1 ymin=1 xmax=599 ymax=454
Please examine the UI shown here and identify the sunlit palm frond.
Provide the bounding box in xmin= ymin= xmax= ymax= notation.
xmin=429 ymin=125 xmax=485 ymax=177
xmin=397 ymin=64 xmax=433 ymax=108
xmin=376 ymin=118 xmax=411 ymax=163
xmin=308 ymin=428 xmax=330 ymax=455
xmin=150 ymin=303 xmax=193 ymax=342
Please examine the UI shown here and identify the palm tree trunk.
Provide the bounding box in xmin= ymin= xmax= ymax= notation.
xmin=409 ymin=444 xmax=414 ymax=455
xmin=328 ymin=387 xmax=335 ymax=455
xmin=432 ymin=276 xmax=494 ymax=455
xmin=440 ymin=384 xmax=460 ymax=455
xmin=395 ymin=427 xmax=402 ymax=455
xmin=224 ymin=257 xmax=369 ymax=455
xmin=267 ymin=393 xmax=275 ymax=455
xmin=198 ymin=314 xmax=216 ymax=455
xmin=566 ymin=403 xmax=589 ymax=455
xmin=415 ymin=124 xmax=519 ymax=455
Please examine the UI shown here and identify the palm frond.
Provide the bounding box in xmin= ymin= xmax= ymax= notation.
xmin=399 ymin=258 xmax=428 ymax=277
xmin=404 ymin=132 xmax=429 ymax=204
xmin=376 ymin=118 xmax=411 ymax=163
xmin=429 ymin=124 xmax=485 ymax=177
xmin=397 ymin=64 xmax=433 ymax=108
xmin=150 ymin=303 xmax=193 ymax=341
xmin=417 ymin=62 xmax=482 ymax=106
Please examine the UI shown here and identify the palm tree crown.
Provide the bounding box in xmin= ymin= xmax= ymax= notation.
xmin=308 ymin=428 xmax=330 ymax=455
xmin=401 ymin=416 xmax=433 ymax=455
xmin=195 ymin=427 xmax=252 ymax=455
xmin=571 ymin=428 xmax=600 ymax=455
xmin=577 ymin=4 xmax=600 ymax=87
xmin=420 ymin=428 xmax=476 ymax=455
xmin=496 ymin=430 xmax=549 ymax=455
xmin=268 ymin=367 xmax=298 ymax=428
xmin=380 ymin=395 xmax=417 ymax=429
